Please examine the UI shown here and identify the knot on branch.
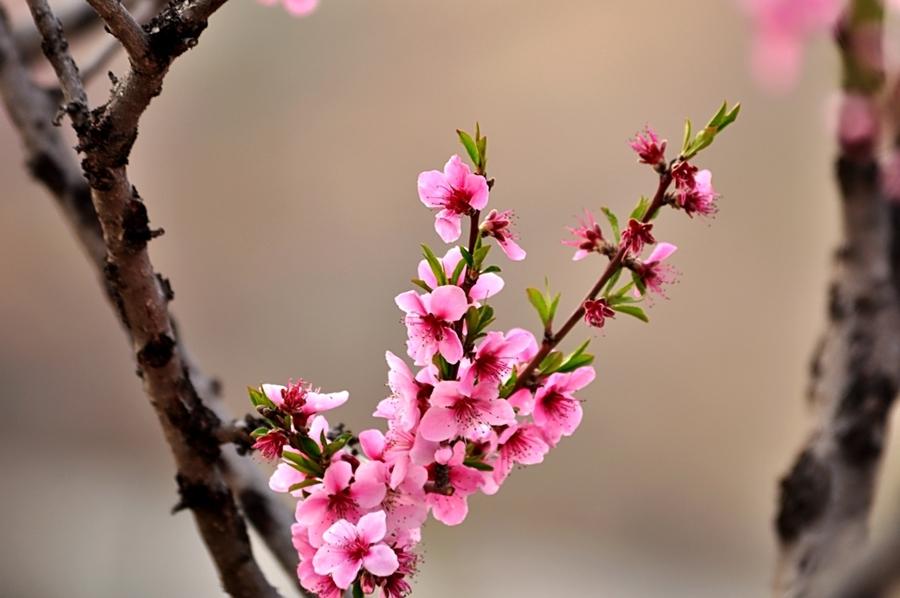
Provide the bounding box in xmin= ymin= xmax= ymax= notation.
xmin=836 ymin=372 xmax=897 ymax=465
xmin=145 ymin=7 xmax=208 ymax=66
xmin=122 ymin=188 xmax=164 ymax=252
xmin=776 ymin=449 xmax=832 ymax=544
xmin=172 ymin=474 xmax=229 ymax=515
xmin=137 ymin=333 xmax=175 ymax=368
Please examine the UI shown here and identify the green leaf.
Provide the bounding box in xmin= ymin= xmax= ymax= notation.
xmin=288 ymin=479 xmax=321 ymax=493
xmin=603 ymin=267 xmax=623 ymax=296
xmin=476 ymin=135 xmax=488 ymax=172
xmin=410 ymin=278 xmax=433 ymax=293
xmin=450 ymin=255 xmax=468 ymax=284
xmin=298 ymin=436 xmax=322 ymax=460
xmin=481 ymin=264 xmax=502 ymax=274
xmin=352 ymin=580 xmax=365 ymax=598
xmin=463 ymin=459 xmax=494 ymax=472
xmin=631 ymin=270 xmax=647 ymax=295
xmin=600 ymin=207 xmax=620 ymax=241
xmin=681 ymin=119 xmax=692 ymax=155
xmin=283 ymin=451 xmax=324 ymax=477
xmin=526 ymin=287 xmax=550 ymax=327
xmin=325 ymin=433 xmax=353 ymax=458
xmin=538 ymin=351 xmax=565 ymax=375
xmin=473 ymin=245 xmax=491 ymax=268
xmin=557 ymin=352 xmax=595 ymax=373
xmin=548 ymin=292 xmax=561 ymax=326
xmin=250 ymin=426 xmax=269 ymax=439
xmin=500 ymin=368 xmax=519 ymax=398
xmin=612 ymin=304 xmax=649 ymax=322
xmin=630 ymin=196 xmax=650 ymax=221
xmin=421 ymin=244 xmax=447 ymax=286
xmin=248 ymin=386 xmax=276 ymax=410
xmin=460 ymin=246 xmax=475 ymax=268
xmin=457 ymin=129 xmax=480 ymax=166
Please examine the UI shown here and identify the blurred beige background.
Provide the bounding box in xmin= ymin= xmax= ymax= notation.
xmin=2 ymin=1 xmax=896 ymax=596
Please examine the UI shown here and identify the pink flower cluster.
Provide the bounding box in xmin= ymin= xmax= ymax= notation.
xmin=248 ymin=113 xmax=736 ymax=594
xmin=252 ymin=152 xmax=594 ymax=596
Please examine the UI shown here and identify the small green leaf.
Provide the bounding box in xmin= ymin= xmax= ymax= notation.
xmin=603 ymin=267 xmax=623 ymax=296
xmin=352 ymin=580 xmax=365 ymax=598
xmin=473 ymin=245 xmax=491 ymax=268
xmin=283 ymin=451 xmax=324 ymax=477
xmin=631 ymin=270 xmax=647 ymax=295
xmin=526 ymin=287 xmax=550 ymax=327
xmin=298 ymin=436 xmax=322 ymax=460
xmin=538 ymin=351 xmax=565 ymax=375
xmin=630 ymin=196 xmax=650 ymax=221
xmin=681 ymin=119 xmax=692 ymax=155
xmin=600 ymin=207 xmax=620 ymax=241
xmin=410 ymin=278 xmax=433 ymax=293
xmin=476 ymin=135 xmax=488 ymax=172
xmin=288 ymin=479 xmax=321 ymax=493
xmin=250 ymin=426 xmax=269 ymax=439
xmin=463 ymin=459 xmax=494 ymax=472
xmin=457 ymin=129 xmax=480 ymax=166
xmin=421 ymin=244 xmax=447 ymax=286
xmin=248 ymin=386 xmax=276 ymax=410
xmin=548 ymin=292 xmax=561 ymax=326
xmin=450 ymin=255 xmax=468 ymax=284
xmin=557 ymin=352 xmax=594 ymax=373
xmin=481 ymin=264 xmax=502 ymax=274
xmin=325 ymin=433 xmax=353 ymax=458
xmin=460 ymin=246 xmax=474 ymax=268
xmin=612 ymin=304 xmax=649 ymax=322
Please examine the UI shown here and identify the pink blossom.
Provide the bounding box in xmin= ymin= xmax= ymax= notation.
xmin=492 ymin=423 xmax=550 ymax=486
xmin=258 ymin=0 xmax=320 ymax=17
xmin=629 ymin=127 xmax=667 ymax=166
xmin=742 ymin=0 xmax=842 ymax=92
xmin=672 ymin=163 xmax=718 ymax=217
xmin=382 ymin=426 xmax=439 ymax=489
xmin=395 ymin=285 xmax=469 ymax=365
xmin=620 ymin=218 xmax=655 ymax=254
xmin=583 ymin=298 xmax=615 ymax=329
xmin=253 ymin=430 xmax=287 ymax=460
xmin=426 ymin=442 xmax=484 ymax=525
xmin=293 ymin=523 xmax=344 ymax=598
xmin=417 ymin=155 xmax=490 ymax=243
xmin=419 ymin=377 xmax=516 ymax=442
xmin=638 ymin=242 xmax=679 ymax=297
xmin=381 ymin=464 xmax=429 ymax=538
xmin=369 ymin=545 xmax=418 ymax=598
xmin=563 ymin=209 xmax=605 ymax=261
xmin=262 ymin=381 xmax=349 ymax=420
xmin=533 ymin=367 xmax=595 ymax=445
xmin=481 ymin=209 xmax=526 ymax=261
xmin=464 ymin=329 xmax=535 ymax=386
xmin=295 ymin=460 xmax=387 ymax=539
xmin=374 ymin=352 xmax=433 ymax=433
xmin=313 ymin=510 xmax=399 ymax=589
xmin=417 ymin=246 xmax=504 ymax=302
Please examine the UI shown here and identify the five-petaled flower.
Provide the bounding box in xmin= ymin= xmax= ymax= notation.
xmin=417 ymin=155 xmax=489 ymax=243
xmin=313 ymin=510 xmax=400 ymax=590
xmin=637 ymin=242 xmax=679 ymax=298
xmin=395 ymin=285 xmax=469 ymax=365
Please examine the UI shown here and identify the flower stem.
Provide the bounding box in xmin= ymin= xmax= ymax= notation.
xmin=513 ymin=169 xmax=673 ymax=391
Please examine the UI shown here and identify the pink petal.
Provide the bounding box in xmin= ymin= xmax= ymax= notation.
xmin=508 ymin=388 xmax=534 ymax=415
xmin=312 ymin=544 xmax=348 ymax=576
xmin=566 ymin=366 xmax=596 ymax=391
xmin=417 ymin=258 xmax=438 ymax=288
xmin=484 ymin=398 xmax=516 ymax=426
xmin=323 ymin=460 xmax=353 ymax=495
xmin=296 ymin=494 xmax=329 ymax=527
xmin=357 ymin=511 xmax=388 ymax=544
xmin=394 ymin=290 xmax=425 ymax=315
xmin=469 ymin=272 xmax=504 ymax=301
xmin=262 ymin=383 xmax=286 ymax=407
xmin=443 ymin=155 xmax=469 ymax=190
xmin=418 ymin=406 xmax=457 ymax=442
xmin=646 ymin=242 xmax=677 ymax=264
xmin=352 ymin=463 xmax=388 ymax=509
xmin=435 ymin=211 xmax=462 ymax=243
xmin=427 ymin=493 xmax=469 ymax=526
xmin=439 ymin=331 xmax=464 ymax=364
xmin=321 ymin=519 xmax=358 ymax=547
xmin=269 ymin=462 xmax=306 ymax=494
xmin=283 ymin=0 xmax=319 ymax=16
xmin=358 ymin=429 xmax=386 ymax=460
xmin=499 ymin=237 xmax=526 ymax=261
xmin=304 ymin=390 xmax=349 ymax=414
xmin=417 ymin=169 xmax=448 ymax=209
xmin=751 ymin=31 xmax=802 ymax=93
xmin=332 ymin=558 xmax=363 ymax=590
xmin=363 ymin=544 xmax=399 ymax=577
xmin=427 ymin=285 xmax=469 ymax=321
xmin=464 ymin=173 xmax=490 ymax=210
xmin=429 ymin=381 xmax=461 ymax=408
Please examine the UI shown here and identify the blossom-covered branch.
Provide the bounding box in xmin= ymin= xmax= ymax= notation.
xmin=247 ymin=106 xmax=738 ymax=596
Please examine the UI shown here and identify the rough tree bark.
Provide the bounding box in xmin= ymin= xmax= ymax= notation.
xmin=0 ymin=2 xmax=304 ymax=595
xmin=773 ymin=2 xmax=900 ymax=596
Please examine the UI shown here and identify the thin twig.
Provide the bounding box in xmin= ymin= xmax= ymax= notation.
xmin=85 ymin=0 xmax=150 ymax=68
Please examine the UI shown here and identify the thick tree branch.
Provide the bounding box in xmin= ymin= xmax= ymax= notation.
xmin=1 ymin=3 xmax=304 ymax=595
xmin=773 ymin=3 xmax=900 ymax=596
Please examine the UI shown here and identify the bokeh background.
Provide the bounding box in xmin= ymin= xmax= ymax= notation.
xmin=3 ymin=1 xmax=898 ymax=596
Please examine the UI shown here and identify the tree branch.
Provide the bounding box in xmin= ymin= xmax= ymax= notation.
xmin=773 ymin=3 xmax=900 ymax=596
xmin=84 ymin=0 xmax=150 ymax=68
xmin=1 ymin=2 xmax=304 ymax=595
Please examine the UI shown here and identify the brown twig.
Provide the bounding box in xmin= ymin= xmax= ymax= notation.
xmin=84 ymin=0 xmax=150 ymax=67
